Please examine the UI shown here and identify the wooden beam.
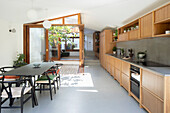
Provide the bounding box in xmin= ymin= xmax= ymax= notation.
xmin=27 ymin=13 xmax=80 ymax=24
xmin=78 ymin=13 xmax=81 ymax=24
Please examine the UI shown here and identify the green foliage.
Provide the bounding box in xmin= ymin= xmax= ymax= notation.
xmin=48 ymin=26 xmax=76 ymax=46
xmin=115 ymin=29 xmax=118 ymax=36
xmin=112 ymin=46 xmax=117 ymax=51
xmin=121 ymin=48 xmax=124 ymax=53
xmin=13 ymin=54 xmax=27 ymax=67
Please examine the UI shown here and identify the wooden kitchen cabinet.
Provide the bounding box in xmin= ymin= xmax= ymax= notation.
xmin=140 ymin=13 xmax=153 ymax=38
xmin=115 ymin=58 xmax=122 ymax=71
xmin=129 ymin=29 xmax=139 ymax=40
xmin=115 ymin=68 xmax=121 ymax=83
xmin=155 ymin=4 xmax=170 ymax=23
xmin=142 ymin=87 xmax=164 ymax=113
xmin=118 ymin=32 xmax=128 ymax=41
xmin=122 ymin=73 xmax=129 ymax=91
xmin=122 ymin=61 xmax=130 ymax=76
xmin=99 ymin=30 xmax=115 ymax=69
xmin=142 ymin=69 xmax=164 ymax=100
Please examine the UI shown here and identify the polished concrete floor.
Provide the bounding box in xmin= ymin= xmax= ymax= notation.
xmin=2 ymin=51 xmax=147 ymax=113
xmin=2 ymin=65 xmax=147 ymax=113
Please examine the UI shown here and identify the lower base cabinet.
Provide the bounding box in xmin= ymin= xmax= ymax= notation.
xmin=142 ymin=87 xmax=164 ymax=113
xmin=115 ymin=68 xmax=121 ymax=83
xmin=122 ymin=73 xmax=129 ymax=91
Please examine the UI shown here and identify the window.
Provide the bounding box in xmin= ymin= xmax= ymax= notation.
xmin=65 ymin=15 xmax=78 ymax=24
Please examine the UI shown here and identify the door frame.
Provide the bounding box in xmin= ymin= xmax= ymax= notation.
xmin=23 ymin=24 xmax=84 ymax=66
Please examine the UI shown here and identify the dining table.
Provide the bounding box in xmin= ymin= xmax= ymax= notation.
xmin=2 ymin=62 xmax=56 ymax=106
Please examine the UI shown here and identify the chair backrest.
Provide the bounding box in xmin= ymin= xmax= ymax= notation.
xmin=0 ymin=78 xmax=28 ymax=98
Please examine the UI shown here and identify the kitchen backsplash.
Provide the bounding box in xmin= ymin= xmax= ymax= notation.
xmin=116 ymin=37 xmax=170 ymax=65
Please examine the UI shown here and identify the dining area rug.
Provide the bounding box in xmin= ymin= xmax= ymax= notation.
xmin=60 ymin=64 xmax=79 ymax=75
xmin=60 ymin=73 xmax=94 ymax=87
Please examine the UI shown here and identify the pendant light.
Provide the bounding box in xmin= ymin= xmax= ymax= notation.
xmin=43 ymin=9 xmax=51 ymax=29
xmin=27 ymin=0 xmax=37 ymax=20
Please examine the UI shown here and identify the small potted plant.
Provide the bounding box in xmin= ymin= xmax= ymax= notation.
xmin=124 ymin=28 xmax=127 ymax=33
xmin=13 ymin=53 xmax=27 ymax=67
xmin=112 ymin=46 xmax=117 ymax=55
xmin=121 ymin=48 xmax=125 ymax=56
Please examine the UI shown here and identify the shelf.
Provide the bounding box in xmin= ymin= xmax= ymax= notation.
xmin=113 ymin=36 xmax=118 ymax=38
xmin=154 ymin=33 xmax=170 ymax=37
xmin=154 ymin=18 xmax=170 ymax=24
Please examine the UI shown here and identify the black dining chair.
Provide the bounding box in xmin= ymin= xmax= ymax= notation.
xmin=35 ymin=68 xmax=59 ymax=100
xmin=0 ymin=77 xmax=34 ymax=113
xmin=0 ymin=66 xmax=20 ymax=81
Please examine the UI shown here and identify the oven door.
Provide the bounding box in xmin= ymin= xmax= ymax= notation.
xmin=130 ymin=77 xmax=140 ymax=99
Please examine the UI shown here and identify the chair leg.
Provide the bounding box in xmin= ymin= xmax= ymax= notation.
xmin=56 ymin=79 xmax=59 ymax=90
xmin=49 ymin=84 xmax=53 ymax=100
xmin=31 ymin=89 xmax=34 ymax=108
xmin=21 ymin=96 xmax=24 ymax=113
xmin=40 ymin=84 xmax=42 ymax=94
xmin=0 ymin=97 xmax=2 ymax=113
xmin=53 ymin=82 xmax=56 ymax=94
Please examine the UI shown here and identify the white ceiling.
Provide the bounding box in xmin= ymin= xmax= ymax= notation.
xmin=0 ymin=0 xmax=169 ymax=31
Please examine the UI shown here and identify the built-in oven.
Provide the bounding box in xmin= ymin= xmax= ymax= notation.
xmin=130 ymin=65 xmax=140 ymax=99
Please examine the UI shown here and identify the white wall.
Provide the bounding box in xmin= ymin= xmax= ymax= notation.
xmin=84 ymin=34 xmax=93 ymax=51
xmin=0 ymin=19 xmax=23 ymax=67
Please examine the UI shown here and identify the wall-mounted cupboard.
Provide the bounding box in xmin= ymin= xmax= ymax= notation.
xmin=118 ymin=3 xmax=170 ymax=42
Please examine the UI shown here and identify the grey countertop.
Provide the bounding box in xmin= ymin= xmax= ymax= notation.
xmin=106 ymin=53 xmax=170 ymax=76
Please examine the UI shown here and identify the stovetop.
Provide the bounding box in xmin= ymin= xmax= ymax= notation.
xmin=131 ymin=61 xmax=170 ymax=67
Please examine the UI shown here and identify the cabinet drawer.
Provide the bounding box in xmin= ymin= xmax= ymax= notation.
xmin=122 ymin=73 xmax=129 ymax=91
xmin=115 ymin=68 xmax=121 ymax=83
xmin=142 ymin=87 xmax=164 ymax=113
xmin=122 ymin=61 xmax=130 ymax=76
xmin=142 ymin=70 xmax=164 ymax=100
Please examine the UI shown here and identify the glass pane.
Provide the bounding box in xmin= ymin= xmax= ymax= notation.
xmin=30 ymin=28 xmax=45 ymax=63
xmin=51 ymin=19 xmax=62 ymax=24
xmin=65 ymin=15 xmax=78 ymax=24
xmin=66 ymin=38 xmax=73 ymax=50
xmin=49 ymin=38 xmax=59 ymax=59
xmin=61 ymin=39 xmax=66 ymax=50
xmin=73 ymin=38 xmax=79 ymax=50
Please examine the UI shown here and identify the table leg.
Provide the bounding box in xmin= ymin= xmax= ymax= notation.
xmin=28 ymin=77 xmax=38 ymax=106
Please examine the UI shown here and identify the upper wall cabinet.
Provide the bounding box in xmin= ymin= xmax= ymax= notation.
xmin=154 ymin=3 xmax=170 ymax=37
xmin=140 ymin=13 xmax=153 ymax=38
xmin=117 ymin=3 xmax=170 ymax=41
xmin=155 ymin=4 xmax=170 ymax=24
xmin=118 ymin=19 xmax=139 ymax=41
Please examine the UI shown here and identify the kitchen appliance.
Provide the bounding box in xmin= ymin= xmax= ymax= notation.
xmin=130 ymin=65 xmax=140 ymax=99
xmin=137 ymin=51 xmax=147 ymax=62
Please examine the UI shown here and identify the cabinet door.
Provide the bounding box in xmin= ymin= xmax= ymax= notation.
xmin=140 ymin=13 xmax=153 ymax=38
xmin=142 ymin=70 xmax=164 ymax=100
xmin=129 ymin=29 xmax=139 ymax=40
xmin=155 ymin=4 xmax=170 ymax=23
xmin=142 ymin=87 xmax=164 ymax=113
xmin=111 ymin=65 xmax=114 ymax=77
xmin=122 ymin=61 xmax=130 ymax=76
xmin=115 ymin=59 xmax=121 ymax=70
xmin=115 ymin=68 xmax=121 ymax=83
xmin=118 ymin=32 xmax=128 ymax=41
xmin=122 ymin=73 xmax=129 ymax=91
